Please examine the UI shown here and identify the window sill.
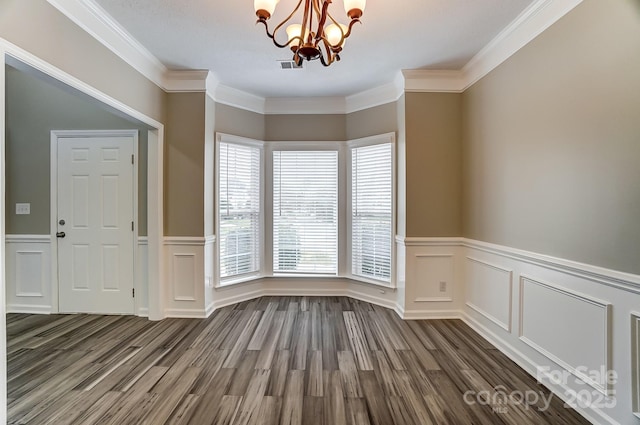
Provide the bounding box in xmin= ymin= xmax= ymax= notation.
xmin=348 ymin=275 xmax=395 ymax=289
xmin=214 ymin=273 xmax=395 ymax=290
xmin=216 ymin=273 xmax=263 ymax=288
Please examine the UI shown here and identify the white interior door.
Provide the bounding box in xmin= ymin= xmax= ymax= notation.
xmin=57 ymin=135 xmax=135 ymax=314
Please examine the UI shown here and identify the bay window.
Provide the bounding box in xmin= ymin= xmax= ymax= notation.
xmin=217 ymin=139 xmax=262 ymax=282
xmin=216 ymin=133 xmax=394 ymax=287
xmin=273 ymin=150 xmax=338 ymax=275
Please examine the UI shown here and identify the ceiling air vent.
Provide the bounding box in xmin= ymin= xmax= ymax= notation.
xmin=279 ymin=60 xmax=304 ymax=70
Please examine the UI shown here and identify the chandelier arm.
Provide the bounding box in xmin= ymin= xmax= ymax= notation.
xmin=257 ymin=20 xmax=307 ymax=49
xmin=270 ymin=0 xmax=306 ymax=44
xmin=315 ymin=0 xmax=332 ymax=42
xmin=318 ymin=37 xmax=337 ymax=67
xmin=342 ymin=17 xmax=360 ymax=39
xmin=321 ymin=10 xmax=345 ymax=47
xmin=299 ymin=0 xmax=312 ymax=44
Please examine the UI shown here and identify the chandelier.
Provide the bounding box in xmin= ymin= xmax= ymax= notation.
xmin=254 ymin=0 xmax=366 ymax=67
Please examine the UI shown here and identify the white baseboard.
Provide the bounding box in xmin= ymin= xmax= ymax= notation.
xmin=345 ymin=289 xmax=397 ymax=311
xmin=7 ymin=304 xmax=53 ymax=314
xmin=207 ymin=285 xmax=400 ymax=318
xmin=462 ymin=313 xmax=615 ymax=425
xmin=400 ymin=309 xmax=463 ymax=320
xmin=210 ymin=289 xmax=264 ymax=312
xmin=164 ymin=308 xmax=208 ymax=319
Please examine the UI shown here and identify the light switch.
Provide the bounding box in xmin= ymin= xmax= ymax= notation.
xmin=16 ymin=203 xmax=30 ymax=215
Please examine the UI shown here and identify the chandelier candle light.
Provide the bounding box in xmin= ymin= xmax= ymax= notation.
xmin=254 ymin=0 xmax=366 ymax=66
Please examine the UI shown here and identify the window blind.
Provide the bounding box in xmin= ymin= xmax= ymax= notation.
xmin=219 ymin=142 xmax=261 ymax=279
xmin=273 ymin=151 xmax=338 ymax=274
xmin=351 ymin=143 xmax=392 ymax=282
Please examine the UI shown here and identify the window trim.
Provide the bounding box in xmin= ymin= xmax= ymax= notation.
xmin=215 ymin=133 xmax=265 ymax=287
xmin=265 ymin=141 xmax=345 ymax=278
xmin=346 ymin=132 xmax=397 ymax=288
xmin=214 ymin=133 xmax=396 ymax=289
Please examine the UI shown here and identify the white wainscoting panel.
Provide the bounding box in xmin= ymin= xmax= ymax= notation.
xmin=16 ymin=251 xmax=45 ymax=297
xmin=519 ymin=275 xmax=611 ymax=395
xmin=164 ymin=237 xmax=205 ymax=317
xmin=172 ymin=254 xmax=197 ymax=301
xmin=6 ymin=235 xmax=52 ymax=314
xmin=632 ymin=312 xmax=640 ymax=418
xmin=465 ymin=256 xmax=512 ymax=331
xmin=412 ymin=254 xmax=454 ymax=302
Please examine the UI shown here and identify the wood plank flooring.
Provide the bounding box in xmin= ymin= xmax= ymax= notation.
xmin=7 ymin=297 xmax=590 ymax=425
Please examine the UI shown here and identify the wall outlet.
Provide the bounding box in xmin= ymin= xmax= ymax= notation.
xmin=439 ymin=281 xmax=447 ymax=292
xmin=16 ymin=203 xmax=30 ymax=215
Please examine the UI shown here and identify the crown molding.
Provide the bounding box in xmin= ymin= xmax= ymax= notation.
xmin=163 ymin=70 xmax=210 ymax=92
xmin=402 ymin=70 xmax=465 ymax=93
xmin=206 ymin=75 xmax=266 ymax=114
xmin=265 ymin=97 xmax=346 ymax=115
xmin=48 ymin=0 xmax=583 ymax=114
xmin=47 ymin=0 xmax=168 ymax=89
xmin=461 ymin=0 xmax=583 ymax=90
xmin=345 ymin=72 xmax=405 ymax=113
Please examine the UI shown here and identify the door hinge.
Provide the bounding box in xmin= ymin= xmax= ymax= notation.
xmin=132 ymin=288 xmax=135 ymax=297
xmin=131 ymin=154 xmax=134 ymax=164
xmin=131 ymin=221 xmax=134 ymax=231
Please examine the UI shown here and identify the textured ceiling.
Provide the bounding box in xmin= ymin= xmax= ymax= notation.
xmin=93 ymin=0 xmax=535 ymax=98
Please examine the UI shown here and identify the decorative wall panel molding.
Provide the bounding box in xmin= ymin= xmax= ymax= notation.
xmin=412 ymin=254 xmax=454 ymax=302
xmin=519 ymin=275 xmax=611 ymax=395
xmin=465 ymin=256 xmax=513 ymax=331
xmin=6 ymin=235 xmax=52 ymax=314
xmin=164 ymin=237 xmax=205 ymax=317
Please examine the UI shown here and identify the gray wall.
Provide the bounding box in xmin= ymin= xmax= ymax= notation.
xmin=5 ymin=65 xmax=149 ymax=236
xmin=346 ymin=102 xmax=398 ymax=141
xmin=0 ymin=0 xmax=166 ymax=123
xmin=164 ymin=92 xmax=206 ymax=236
xmin=462 ymin=0 xmax=640 ymax=274
xmin=266 ymin=114 xmax=345 ymax=141
xmin=395 ymin=96 xmax=407 ymax=238
xmin=215 ymin=103 xmax=265 ymax=141
xmin=406 ymin=92 xmax=463 ymax=237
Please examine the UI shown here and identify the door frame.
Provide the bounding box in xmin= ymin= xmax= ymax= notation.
xmin=51 ymin=130 xmax=139 ymax=314
xmin=0 ymin=39 xmax=166 ymax=321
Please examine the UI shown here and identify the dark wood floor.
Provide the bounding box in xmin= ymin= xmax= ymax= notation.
xmin=7 ymin=297 xmax=589 ymax=425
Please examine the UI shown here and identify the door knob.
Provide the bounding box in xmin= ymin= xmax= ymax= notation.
xmin=56 ymin=232 xmax=66 ymax=238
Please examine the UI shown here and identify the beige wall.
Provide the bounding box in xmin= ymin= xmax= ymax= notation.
xmin=265 ymin=114 xmax=345 ymax=141
xmin=204 ymin=95 xmax=216 ymax=237
xmin=462 ymin=0 xmax=640 ymax=274
xmin=164 ymin=92 xmax=206 ymax=236
xmin=405 ymin=92 xmax=462 ymax=237
xmin=346 ymin=102 xmax=398 ymax=141
xmin=0 ymin=0 xmax=166 ymax=123
xmin=5 ymin=65 xmax=149 ymax=235
xmin=395 ymin=96 xmax=407 ymax=237
xmin=215 ymin=103 xmax=265 ymax=141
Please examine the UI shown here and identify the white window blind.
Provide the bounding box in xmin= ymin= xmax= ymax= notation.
xmin=219 ymin=142 xmax=261 ymax=279
xmin=273 ymin=151 xmax=338 ymax=274
xmin=351 ymin=143 xmax=393 ymax=282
